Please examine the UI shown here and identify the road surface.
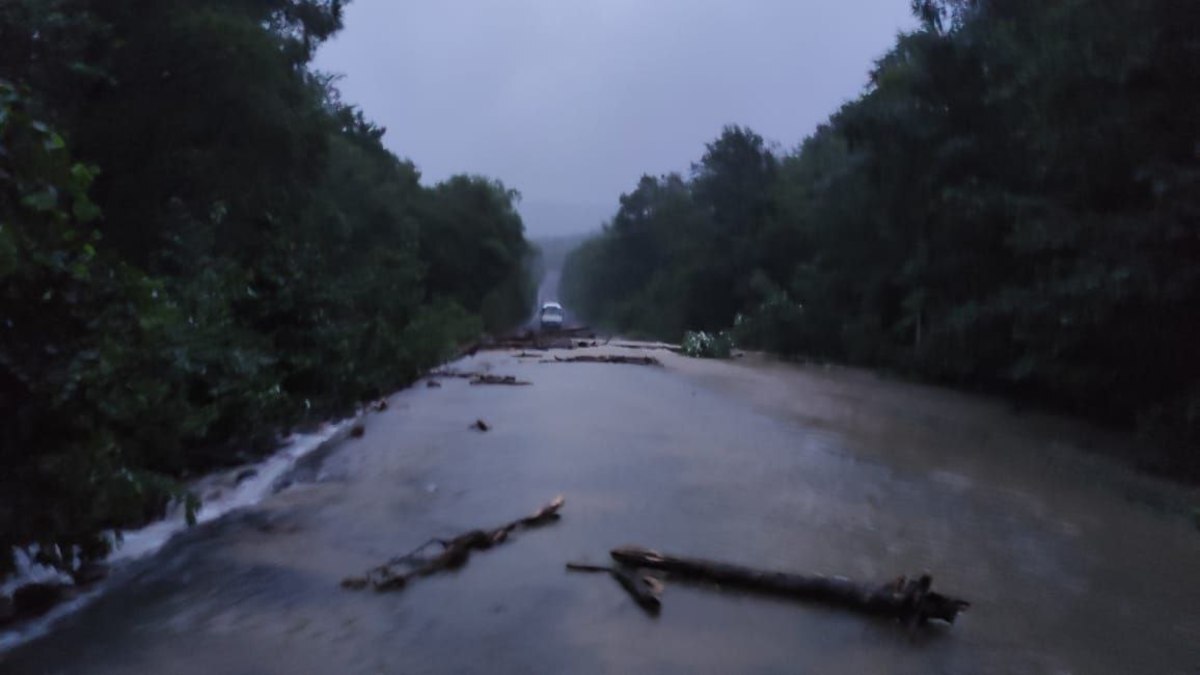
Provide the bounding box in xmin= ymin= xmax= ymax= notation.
xmin=4 ymin=345 xmax=1200 ymax=674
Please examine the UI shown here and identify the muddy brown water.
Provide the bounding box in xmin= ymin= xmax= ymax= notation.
xmin=3 ymin=347 xmax=1199 ymax=674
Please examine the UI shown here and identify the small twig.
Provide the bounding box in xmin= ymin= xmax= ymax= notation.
xmin=386 ymin=537 xmax=446 ymax=566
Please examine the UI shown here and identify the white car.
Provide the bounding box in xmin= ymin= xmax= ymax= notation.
xmin=539 ymin=302 xmax=565 ymax=330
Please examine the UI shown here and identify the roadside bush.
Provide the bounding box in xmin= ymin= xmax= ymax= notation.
xmin=681 ymin=330 xmax=735 ymax=359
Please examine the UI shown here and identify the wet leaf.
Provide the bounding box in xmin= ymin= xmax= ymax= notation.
xmin=21 ymin=187 xmax=60 ymax=212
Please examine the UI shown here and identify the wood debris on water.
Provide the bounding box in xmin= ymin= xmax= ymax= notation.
xmin=568 ymin=546 xmax=969 ymax=629
xmin=550 ymin=355 xmax=661 ymax=366
xmin=342 ymin=496 xmax=565 ymax=592
xmin=470 ymin=374 xmax=531 ymax=386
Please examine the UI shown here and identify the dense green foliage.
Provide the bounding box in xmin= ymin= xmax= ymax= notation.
xmin=563 ymin=0 xmax=1199 ymax=474
xmin=1 ymin=0 xmax=532 ymax=577
xmin=680 ymin=331 xmax=734 ymax=360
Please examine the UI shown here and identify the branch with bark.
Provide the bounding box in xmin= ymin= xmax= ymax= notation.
xmin=550 ymin=355 xmax=661 ymax=366
xmin=342 ymin=496 xmax=565 ymax=592
xmin=570 ymin=546 xmax=969 ymax=628
xmin=565 ymin=563 xmax=664 ymax=614
xmin=470 ymin=374 xmax=532 ymax=386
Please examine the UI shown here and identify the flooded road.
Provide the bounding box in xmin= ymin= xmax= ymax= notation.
xmin=4 ymin=346 xmax=1200 ymax=674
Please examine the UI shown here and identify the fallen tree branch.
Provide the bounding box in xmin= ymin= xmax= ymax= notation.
xmin=342 ymin=496 xmax=565 ymax=592
xmin=429 ymin=369 xmax=478 ymax=379
xmin=566 ymin=563 xmax=663 ymax=614
xmin=608 ymin=546 xmax=969 ymax=626
xmin=466 ymin=326 xmax=600 ymax=352
xmin=551 ymin=355 xmax=661 ymax=366
xmin=470 ymin=374 xmax=532 ymax=386
xmin=428 ymin=370 xmax=531 ymax=385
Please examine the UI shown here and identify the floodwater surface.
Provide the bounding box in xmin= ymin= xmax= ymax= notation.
xmin=3 ymin=347 xmax=1199 ymax=674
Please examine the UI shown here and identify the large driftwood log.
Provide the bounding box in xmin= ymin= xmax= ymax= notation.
xmin=551 ymin=355 xmax=661 ymax=366
xmin=609 ymin=546 xmax=969 ymax=626
xmin=342 ymin=496 xmax=564 ymax=592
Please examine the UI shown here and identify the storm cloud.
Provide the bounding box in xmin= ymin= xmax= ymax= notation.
xmin=315 ymin=1 xmax=917 ymax=236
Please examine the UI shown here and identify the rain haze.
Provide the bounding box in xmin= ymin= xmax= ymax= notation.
xmin=315 ymin=1 xmax=918 ymax=237
xmin=6 ymin=1 xmax=1200 ymax=671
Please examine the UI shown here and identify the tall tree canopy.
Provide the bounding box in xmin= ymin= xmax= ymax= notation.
xmin=562 ymin=0 xmax=1200 ymax=475
xmin=1 ymin=0 xmax=533 ymax=578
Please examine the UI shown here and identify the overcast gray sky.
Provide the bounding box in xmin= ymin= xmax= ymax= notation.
xmin=315 ymin=1 xmax=917 ymax=238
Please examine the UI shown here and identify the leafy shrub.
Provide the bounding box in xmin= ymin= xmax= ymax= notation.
xmin=681 ymin=330 xmax=735 ymax=359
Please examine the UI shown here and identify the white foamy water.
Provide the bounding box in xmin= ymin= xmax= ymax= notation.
xmin=0 ymin=549 xmax=72 ymax=598
xmin=109 ymin=420 xmax=353 ymax=562
xmin=0 ymin=419 xmax=352 ymax=652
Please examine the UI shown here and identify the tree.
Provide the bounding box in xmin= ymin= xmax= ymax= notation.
xmin=562 ymin=0 xmax=1200 ymax=475
xmin=0 ymin=0 xmax=534 ymax=581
